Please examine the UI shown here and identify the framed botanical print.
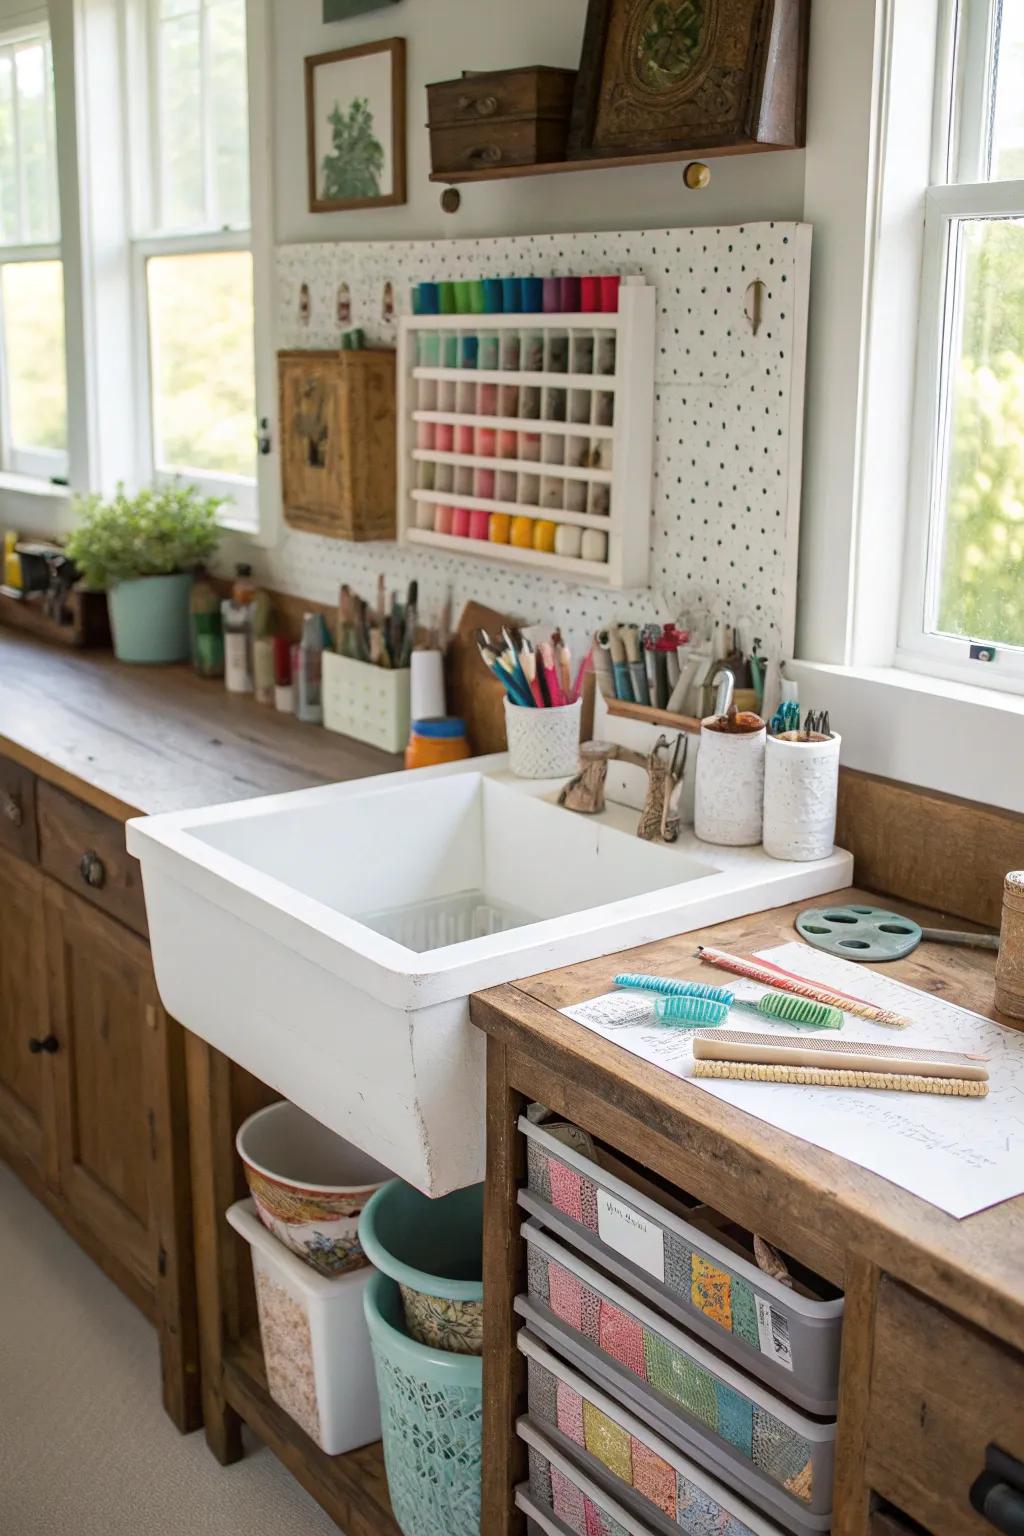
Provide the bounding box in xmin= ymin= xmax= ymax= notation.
xmin=305 ymin=38 xmax=406 ymax=212
xmin=568 ymin=0 xmax=808 ymax=159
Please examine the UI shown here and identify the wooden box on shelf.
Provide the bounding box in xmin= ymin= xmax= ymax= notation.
xmin=278 ymin=348 xmax=396 ymax=541
xmin=426 ymin=66 xmax=576 ymax=177
xmin=396 ymin=283 xmax=655 ymax=589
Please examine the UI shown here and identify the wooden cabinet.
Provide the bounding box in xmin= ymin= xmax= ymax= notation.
xmin=0 ymin=846 xmax=55 ymax=1181
xmin=0 ymin=761 xmax=199 ymax=1433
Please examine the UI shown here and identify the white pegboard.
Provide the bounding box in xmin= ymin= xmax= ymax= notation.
xmin=257 ymin=223 xmax=810 ymax=659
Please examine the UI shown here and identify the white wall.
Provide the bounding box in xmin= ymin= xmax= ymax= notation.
xmin=271 ymin=0 xmax=806 ymax=244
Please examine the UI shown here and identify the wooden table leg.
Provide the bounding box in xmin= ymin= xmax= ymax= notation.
xmin=481 ymin=1034 xmax=528 ymax=1536
xmin=184 ymin=1032 xmax=244 ymax=1465
xmin=832 ymin=1254 xmax=879 ymax=1536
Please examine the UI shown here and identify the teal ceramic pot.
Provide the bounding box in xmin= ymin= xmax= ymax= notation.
xmin=107 ymin=571 xmax=194 ymax=663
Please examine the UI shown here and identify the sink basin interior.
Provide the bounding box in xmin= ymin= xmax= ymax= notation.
xmin=191 ymin=772 xmax=717 ymax=954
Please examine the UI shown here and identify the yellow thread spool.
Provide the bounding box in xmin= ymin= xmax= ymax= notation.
xmin=532 ymin=520 xmax=556 ymax=553
xmin=510 ymin=516 xmax=534 ymax=548
xmin=489 ymin=513 xmax=511 ymax=544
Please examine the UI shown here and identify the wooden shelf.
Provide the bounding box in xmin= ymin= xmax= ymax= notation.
xmin=411 ymin=489 xmax=610 ymax=529
xmin=222 ymin=1331 xmax=402 ymax=1536
xmin=428 ymin=140 xmax=791 ymax=186
xmin=406 ymin=525 xmax=613 ymax=581
xmin=605 ymin=696 xmax=702 ymax=734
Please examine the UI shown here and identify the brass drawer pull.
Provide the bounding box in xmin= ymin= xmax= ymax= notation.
xmin=28 ymin=1035 xmax=59 ymax=1054
xmin=457 ymin=93 xmax=498 ymax=117
xmin=466 ymin=144 xmax=503 ymax=165
xmin=79 ymin=849 xmax=106 ymax=889
xmin=1 ymin=791 xmax=22 ymax=827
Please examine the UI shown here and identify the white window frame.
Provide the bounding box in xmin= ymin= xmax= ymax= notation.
xmin=0 ymin=16 xmax=68 ymax=485
xmin=121 ymin=0 xmax=274 ymax=536
xmin=897 ymin=0 xmax=1024 ymax=695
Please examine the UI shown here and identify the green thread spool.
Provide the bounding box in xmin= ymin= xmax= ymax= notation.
xmin=615 ymin=974 xmax=733 ymax=1004
xmin=736 ymin=992 xmax=843 ymax=1031
xmin=654 ymin=995 xmax=729 ymax=1028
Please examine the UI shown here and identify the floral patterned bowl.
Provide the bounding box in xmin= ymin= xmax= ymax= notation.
xmin=359 ymin=1179 xmax=484 ymax=1355
xmin=236 ymin=1101 xmax=391 ymax=1278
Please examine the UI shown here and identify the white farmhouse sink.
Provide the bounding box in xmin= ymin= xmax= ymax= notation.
xmin=127 ymin=755 xmax=852 ymax=1195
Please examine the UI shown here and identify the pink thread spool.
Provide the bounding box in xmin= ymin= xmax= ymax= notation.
xmin=477 ymin=381 xmax=499 ymax=415
xmin=519 ymin=433 xmax=542 ymax=462
xmin=580 ymin=276 xmax=600 ymax=313
xmin=474 ymin=468 xmax=496 ymax=499
xmin=600 ymin=275 xmax=620 ymax=313
xmin=468 ymin=508 xmax=490 ymax=540
xmin=497 ymin=429 xmax=518 ymax=458
xmin=476 ymin=427 xmax=496 ymax=457
xmin=435 ymin=422 xmax=454 ymax=451
xmin=451 ymin=506 xmax=471 ymax=537
xmin=434 ymin=504 xmax=455 ymax=534
xmin=455 ymin=423 xmax=474 ymax=454
xmin=416 ymin=421 xmax=436 ymax=449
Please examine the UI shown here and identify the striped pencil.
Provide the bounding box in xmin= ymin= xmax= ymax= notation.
xmin=696 ymin=946 xmax=910 ymax=1030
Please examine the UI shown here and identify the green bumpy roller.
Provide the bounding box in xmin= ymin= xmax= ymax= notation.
xmin=736 ymin=991 xmax=844 ymax=1030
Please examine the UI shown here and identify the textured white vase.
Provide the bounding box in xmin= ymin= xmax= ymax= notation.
xmin=763 ymin=732 xmax=842 ymax=862
xmin=504 ymin=699 xmax=582 ymax=779
xmin=693 ymin=718 xmax=766 ymax=846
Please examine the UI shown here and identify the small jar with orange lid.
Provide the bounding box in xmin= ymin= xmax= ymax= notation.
xmin=405 ymin=717 xmax=471 ymax=771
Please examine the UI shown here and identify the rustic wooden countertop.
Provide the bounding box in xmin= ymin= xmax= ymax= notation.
xmin=0 ymin=628 xmax=402 ymax=820
xmin=471 ymin=887 xmax=1024 ymax=1355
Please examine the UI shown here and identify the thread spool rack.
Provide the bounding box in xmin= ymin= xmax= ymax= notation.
xmin=396 ymin=283 xmax=655 ymax=588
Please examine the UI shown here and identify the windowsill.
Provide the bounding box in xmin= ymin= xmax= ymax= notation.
xmin=788 ymin=659 xmax=1024 ymax=813
xmin=0 ymin=471 xmax=71 ymax=499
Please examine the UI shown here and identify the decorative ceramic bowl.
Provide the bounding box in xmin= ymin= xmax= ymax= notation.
xmin=236 ymin=1101 xmax=391 ymax=1278
xmin=359 ymin=1180 xmax=485 ymax=1356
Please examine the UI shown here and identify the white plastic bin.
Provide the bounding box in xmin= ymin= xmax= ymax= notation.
xmin=322 ymin=651 xmax=411 ymax=754
xmin=227 ymin=1198 xmax=381 ymax=1455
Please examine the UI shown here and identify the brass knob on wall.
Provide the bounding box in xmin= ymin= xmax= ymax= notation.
xmin=683 ymin=161 xmax=711 ymax=190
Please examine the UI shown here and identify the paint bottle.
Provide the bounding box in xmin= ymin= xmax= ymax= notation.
xmin=272 ymin=635 xmax=294 ymax=713
xmin=189 ymin=567 xmax=224 ymax=678
xmin=222 ymin=564 xmax=255 ymax=693
xmin=296 ymin=612 xmax=324 ymax=723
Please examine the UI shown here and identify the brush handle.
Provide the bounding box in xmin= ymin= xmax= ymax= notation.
xmin=698 ymin=946 xmax=909 ymax=1028
xmin=692 ymin=1061 xmax=988 ymax=1096
xmin=614 ymin=974 xmax=732 ymax=1003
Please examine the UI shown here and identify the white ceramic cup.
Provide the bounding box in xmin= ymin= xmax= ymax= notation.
xmin=504 ymin=698 xmax=582 ymax=779
xmin=693 ymin=717 xmax=766 ymax=846
xmin=410 ymin=648 xmax=446 ymax=721
xmin=763 ymin=731 xmax=842 ymax=861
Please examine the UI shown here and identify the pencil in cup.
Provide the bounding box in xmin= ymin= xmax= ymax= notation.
xmin=697 ymin=945 xmax=910 ymax=1029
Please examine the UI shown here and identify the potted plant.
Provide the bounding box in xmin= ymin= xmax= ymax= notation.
xmin=65 ymin=482 xmax=222 ymax=664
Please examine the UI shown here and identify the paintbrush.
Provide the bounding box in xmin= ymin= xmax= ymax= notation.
xmin=697 ymin=946 xmax=911 ymax=1029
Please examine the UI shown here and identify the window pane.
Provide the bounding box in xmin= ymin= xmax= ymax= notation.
xmin=15 ymin=43 xmax=53 ymax=244
xmin=0 ymin=57 xmax=16 ymax=243
xmin=158 ymin=10 xmax=204 ymax=228
xmin=991 ymin=3 xmax=1024 ymax=180
xmin=208 ymin=0 xmax=249 ymax=228
xmin=934 ymin=217 xmax=1024 ymax=647
xmin=147 ymin=249 xmax=255 ymax=479
xmin=2 ymin=260 xmax=66 ymax=452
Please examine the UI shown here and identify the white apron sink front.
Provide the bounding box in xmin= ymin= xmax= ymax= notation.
xmin=126 ymin=756 xmax=852 ymax=1195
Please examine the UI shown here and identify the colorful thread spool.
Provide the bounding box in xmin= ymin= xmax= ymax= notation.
xmin=468 ymin=509 xmax=490 ymax=540
xmin=532 ymin=520 xmax=557 ymax=553
xmin=510 ymin=516 xmax=534 ymax=548
xmin=580 ymin=275 xmax=600 ymax=312
xmin=501 ymin=277 xmax=522 ymax=313
xmin=489 ymin=513 xmax=511 ymax=544
xmin=438 ymin=281 xmax=455 ymax=315
xmin=483 ymin=278 xmax=503 ymax=313
xmin=450 ymin=507 xmax=471 ymax=538
xmin=554 ymin=524 xmax=583 ymax=559
xmin=433 ymin=505 xmax=455 ymax=534
xmin=600 ymin=274 xmax=621 ymax=313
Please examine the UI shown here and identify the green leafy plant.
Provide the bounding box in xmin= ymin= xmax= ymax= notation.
xmin=320 ymin=96 xmax=384 ymax=200
xmin=65 ymin=482 xmax=222 ymax=589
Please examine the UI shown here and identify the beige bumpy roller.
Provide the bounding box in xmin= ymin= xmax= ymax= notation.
xmin=692 ymin=1061 xmax=989 ymax=1096
xmin=995 ymin=871 xmax=1024 ymax=1025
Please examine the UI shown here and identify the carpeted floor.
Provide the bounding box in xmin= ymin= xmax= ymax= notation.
xmin=0 ymin=1162 xmax=342 ymax=1535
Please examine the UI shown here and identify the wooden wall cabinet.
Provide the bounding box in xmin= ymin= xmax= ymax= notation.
xmin=279 ymin=348 xmax=396 ymax=541
xmin=0 ymin=770 xmax=199 ymax=1433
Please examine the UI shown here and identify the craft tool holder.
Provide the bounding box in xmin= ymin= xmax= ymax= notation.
xmin=396 ymin=284 xmax=655 ymax=588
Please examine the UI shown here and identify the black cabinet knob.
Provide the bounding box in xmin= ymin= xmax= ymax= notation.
xmin=972 ymin=1447 xmax=1024 ymax=1535
xmin=28 ymin=1035 xmax=59 ymax=1054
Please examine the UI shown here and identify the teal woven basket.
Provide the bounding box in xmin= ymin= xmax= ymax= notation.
xmin=363 ymin=1271 xmax=482 ymax=1536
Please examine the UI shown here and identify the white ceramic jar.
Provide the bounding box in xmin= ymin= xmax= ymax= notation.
xmin=763 ymin=731 xmax=842 ymax=861
xmin=504 ymin=698 xmax=582 ymax=779
xmin=694 ymin=717 xmax=766 ymax=846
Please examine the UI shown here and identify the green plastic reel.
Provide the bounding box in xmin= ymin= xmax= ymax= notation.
xmin=795 ymin=904 xmax=923 ymax=962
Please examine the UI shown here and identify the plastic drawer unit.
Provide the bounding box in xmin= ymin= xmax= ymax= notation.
xmin=518 ymin=1328 xmax=810 ymax=1536
xmin=520 ymin=1220 xmax=836 ymax=1525
xmin=521 ymin=1115 xmax=843 ymax=1414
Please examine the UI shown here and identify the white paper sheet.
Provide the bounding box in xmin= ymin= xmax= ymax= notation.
xmin=560 ymin=942 xmax=1024 ymax=1219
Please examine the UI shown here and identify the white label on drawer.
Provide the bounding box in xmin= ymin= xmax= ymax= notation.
xmin=755 ymin=1297 xmax=794 ymax=1371
xmin=596 ymin=1188 xmax=665 ymax=1282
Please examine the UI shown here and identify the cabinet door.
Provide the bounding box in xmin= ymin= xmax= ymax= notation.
xmin=0 ymin=845 xmax=56 ymax=1180
xmin=44 ymin=881 xmax=161 ymax=1294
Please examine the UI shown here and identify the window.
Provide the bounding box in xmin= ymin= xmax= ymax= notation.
xmin=901 ymin=1 xmax=1024 ymax=686
xmin=129 ymin=0 xmax=257 ymax=522
xmin=0 ymin=23 xmax=67 ymax=483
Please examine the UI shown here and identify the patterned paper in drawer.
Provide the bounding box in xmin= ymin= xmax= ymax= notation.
xmin=529 ymin=1141 xmax=765 ymax=1353
xmin=528 ymin=1357 xmax=767 ymax=1535
xmin=527 ymin=1446 xmax=630 ymax=1536
xmin=527 ymin=1249 xmax=816 ymax=1502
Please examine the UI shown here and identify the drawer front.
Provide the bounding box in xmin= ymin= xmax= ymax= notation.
xmin=866 ymin=1277 xmax=1024 ymax=1535
xmin=37 ymin=782 xmax=148 ymax=937
xmin=0 ymin=755 xmax=38 ymax=863
xmin=428 ymin=119 xmax=570 ymax=175
xmin=427 ymin=68 xmax=575 ymax=127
